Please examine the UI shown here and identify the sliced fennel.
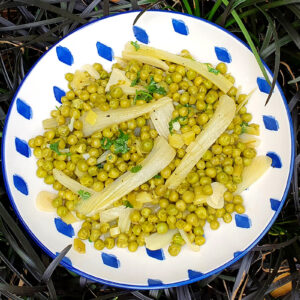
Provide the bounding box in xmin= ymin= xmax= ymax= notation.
xmin=61 ymin=212 xmax=78 ymax=224
xmin=105 ymin=68 xmax=130 ymax=92
xmin=81 ymin=97 xmax=172 ymax=137
xmin=166 ymin=95 xmax=236 ymax=189
xmin=150 ymin=101 xmax=174 ymax=139
xmin=118 ymin=207 xmax=133 ymax=233
xmin=53 ymin=169 xmax=95 ymax=196
xmin=36 ymin=191 xmax=57 ymax=212
xmin=179 ymin=229 xmax=200 ymax=252
xmin=145 ymin=229 xmax=178 ymax=250
xmin=43 ymin=118 xmax=58 ymax=130
xmin=235 ymin=155 xmax=272 ymax=195
xmin=100 ymin=206 xmax=127 ymax=223
xmin=96 ymin=150 xmax=111 ymax=164
xmin=122 ymin=51 xmax=169 ymax=71
xmin=76 ymin=136 xmax=176 ymax=216
xmin=81 ymin=64 xmax=100 ymax=79
xmin=239 ymin=133 xmax=261 ymax=148
xmin=124 ymin=42 xmax=233 ymax=93
xmin=206 ymin=182 xmax=227 ymax=209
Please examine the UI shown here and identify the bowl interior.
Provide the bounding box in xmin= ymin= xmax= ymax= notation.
xmin=2 ymin=10 xmax=294 ymax=289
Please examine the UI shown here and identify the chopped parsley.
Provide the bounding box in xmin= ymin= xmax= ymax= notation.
xmin=130 ymin=165 xmax=142 ymax=173
xmin=114 ymin=130 xmax=130 ymax=154
xmin=108 ymin=154 xmax=113 ymax=160
xmin=78 ymin=190 xmax=91 ymax=200
xmin=131 ymin=41 xmax=140 ymax=51
xmin=100 ymin=130 xmax=130 ymax=154
xmin=96 ymin=163 xmax=104 ymax=169
xmin=133 ymin=76 xmax=166 ymax=104
xmin=100 ymin=137 xmax=114 ymax=150
xmin=49 ymin=141 xmax=71 ymax=156
xmin=55 ymin=106 xmax=60 ymax=110
xmin=241 ymin=121 xmax=248 ymax=134
xmin=131 ymin=71 xmax=140 ymax=86
xmin=169 ymin=116 xmax=187 ymax=133
xmin=154 ymin=174 xmax=161 ymax=179
xmin=206 ymin=64 xmax=220 ymax=75
xmin=134 ymin=90 xmax=153 ymax=104
xmin=147 ymin=77 xmax=167 ymax=95
xmin=124 ymin=200 xmax=133 ymax=208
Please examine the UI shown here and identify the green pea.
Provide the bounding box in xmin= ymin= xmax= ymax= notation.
xmin=195 ymin=236 xmax=206 ymax=246
xmin=168 ymin=243 xmax=181 ymax=256
xmin=94 ymin=239 xmax=105 ymax=250
xmin=156 ymin=222 xmax=168 ymax=234
xmin=78 ymin=227 xmax=90 ymax=240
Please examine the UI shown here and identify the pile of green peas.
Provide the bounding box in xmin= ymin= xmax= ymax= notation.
xmin=30 ymin=50 xmax=259 ymax=256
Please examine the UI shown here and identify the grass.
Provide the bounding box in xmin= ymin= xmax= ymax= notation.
xmin=0 ymin=0 xmax=299 ymax=299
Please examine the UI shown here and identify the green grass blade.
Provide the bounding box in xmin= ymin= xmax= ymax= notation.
xmin=221 ymin=0 xmax=271 ymax=86
xmin=288 ymin=76 xmax=300 ymax=84
xmin=256 ymin=5 xmax=281 ymax=105
xmin=287 ymin=4 xmax=300 ymax=19
xmin=260 ymin=23 xmax=273 ymax=54
xmin=207 ymin=0 xmax=222 ymax=21
xmin=194 ymin=0 xmax=201 ymax=17
xmin=182 ymin=0 xmax=193 ymax=15
xmin=225 ymin=0 xmax=300 ymax=28
xmin=273 ymin=9 xmax=300 ymax=49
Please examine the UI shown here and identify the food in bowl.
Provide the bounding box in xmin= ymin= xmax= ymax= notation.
xmin=31 ymin=41 xmax=271 ymax=256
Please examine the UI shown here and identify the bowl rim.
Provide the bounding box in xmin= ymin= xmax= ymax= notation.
xmin=1 ymin=9 xmax=295 ymax=290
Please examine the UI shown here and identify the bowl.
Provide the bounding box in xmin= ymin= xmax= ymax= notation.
xmin=2 ymin=10 xmax=294 ymax=289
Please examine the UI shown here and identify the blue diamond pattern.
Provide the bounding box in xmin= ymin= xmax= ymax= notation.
xmin=13 ymin=175 xmax=28 ymax=195
xmin=96 ymin=42 xmax=114 ymax=61
xmin=263 ymin=115 xmax=279 ymax=131
xmin=235 ymin=214 xmax=251 ymax=228
xmin=54 ymin=218 xmax=74 ymax=238
xmin=172 ymin=19 xmax=189 ymax=35
xmin=55 ymin=252 xmax=72 ymax=266
xmin=53 ymin=86 xmax=65 ymax=103
xmin=133 ymin=26 xmax=149 ymax=44
xmin=101 ymin=252 xmax=120 ymax=268
xmin=270 ymin=198 xmax=281 ymax=211
xmin=188 ymin=269 xmax=203 ymax=280
xmin=148 ymin=279 xmax=163 ymax=286
xmin=257 ymin=77 xmax=271 ymax=94
xmin=15 ymin=137 xmax=31 ymax=158
xmin=214 ymin=47 xmax=232 ymax=63
xmin=146 ymin=248 xmax=165 ymax=260
xmin=16 ymin=98 xmax=32 ymax=120
xmin=266 ymin=152 xmax=282 ymax=168
xmin=234 ymin=251 xmax=243 ymax=258
xmin=56 ymin=46 xmax=74 ymax=66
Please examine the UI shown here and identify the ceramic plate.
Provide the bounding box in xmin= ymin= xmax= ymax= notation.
xmin=2 ymin=10 xmax=294 ymax=289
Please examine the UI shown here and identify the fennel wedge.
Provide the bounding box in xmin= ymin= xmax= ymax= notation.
xmin=166 ymin=95 xmax=236 ymax=189
xmin=76 ymin=136 xmax=176 ymax=216
xmin=124 ymin=42 xmax=233 ymax=93
xmin=81 ymin=97 xmax=172 ymax=136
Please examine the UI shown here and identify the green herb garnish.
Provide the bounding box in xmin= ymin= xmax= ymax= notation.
xmin=114 ymin=130 xmax=130 ymax=154
xmin=168 ymin=116 xmax=187 ymax=133
xmin=131 ymin=71 xmax=140 ymax=87
xmin=134 ymin=90 xmax=153 ymax=104
xmin=55 ymin=106 xmax=60 ymax=110
xmin=241 ymin=121 xmax=248 ymax=134
xmin=130 ymin=165 xmax=142 ymax=173
xmin=154 ymin=174 xmax=161 ymax=179
xmin=50 ymin=141 xmax=71 ymax=156
xmin=100 ymin=137 xmax=113 ymax=150
xmin=124 ymin=200 xmax=133 ymax=208
xmin=101 ymin=130 xmax=129 ymax=154
xmin=96 ymin=163 xmax=104 ymax=169
xmin=131 ymin=41 xmax=140 ymax=51
xmin=78 ymin=190 xmax=91 ymax=200
xmin=147 ymin=76 xmax=167 ymax=95
xmin=206 ymin=64 xmax=220 ymax=75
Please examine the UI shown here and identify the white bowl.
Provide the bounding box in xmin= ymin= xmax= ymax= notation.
xmin=2 ymin=10 xmax=294 ymax=289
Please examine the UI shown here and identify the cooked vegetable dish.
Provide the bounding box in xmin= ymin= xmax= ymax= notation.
xmin=31 ymin=42 xmax=271 ymax=256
